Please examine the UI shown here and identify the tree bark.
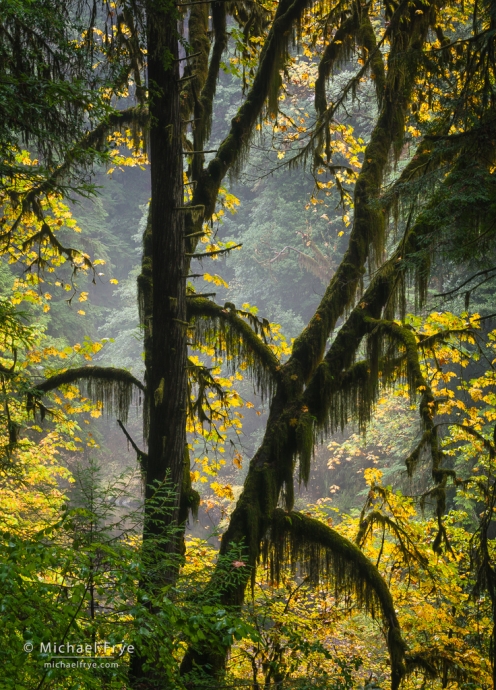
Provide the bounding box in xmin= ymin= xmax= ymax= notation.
xmin=144 ymin=0 xmax=186 ymax=540
xmin=130 ymin=0 xmax=186 ymax=685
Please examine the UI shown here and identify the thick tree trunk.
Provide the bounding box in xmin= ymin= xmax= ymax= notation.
xmin=145 ymin=0 xmax=186 ymax=542
xmin=131 ymin=1 xmax=186 ymax=685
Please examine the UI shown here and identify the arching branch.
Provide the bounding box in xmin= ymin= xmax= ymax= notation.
xmin=187 ymin=297 xmax=280 ymax=398
xmin=266 ymin=508 xmax=407 ymax=690
xmin=29 ymin=366 xmax=145 ymax=423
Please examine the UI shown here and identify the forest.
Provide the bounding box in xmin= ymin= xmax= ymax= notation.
xmin=0 ymin=0 xmax=495 ymax=688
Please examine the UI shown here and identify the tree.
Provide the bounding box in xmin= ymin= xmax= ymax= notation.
xmin=1 ymin=0 xmax=496 ymax=688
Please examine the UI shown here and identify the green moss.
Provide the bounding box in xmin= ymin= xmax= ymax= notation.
xmin=314 ymin=12 xmax=358 ymax=116
xmin=179 ymin=446 xmax=200 ymax=525
xmin=187 ymin=297 xmax=280 ymax=401
xmin=265 ymin=509 xmax=407 ymax=690
xmin=33 ymin=366 xmax=144 ymax=424
xmin=296 ymin=411 xmax=315 ymax=485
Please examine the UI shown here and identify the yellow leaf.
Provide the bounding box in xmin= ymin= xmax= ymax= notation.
xmin=211 ymin=482 xmax=235 ymax=500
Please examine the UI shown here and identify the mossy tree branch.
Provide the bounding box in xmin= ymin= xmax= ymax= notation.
xmin=187 ymin=296 xmax=281 ymax=397
xmin=284 ymin=0 xmax=438 ymax=385
xmin=195 ymin=1 xmax=228 ymax=150
xmin=314 ymin=9 xmax=360 ymax=117
xmin=266 ymin=509 xmax=407 ymax=690
xmin=29 ymin=365 xmax=145 ymax=423
xmin=185 ymin=0 xmax=314 ymax=237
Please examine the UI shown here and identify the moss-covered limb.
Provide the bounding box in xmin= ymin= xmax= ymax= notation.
xmin=357 ymin=8 xmax=385 ymax=102
xmin=300 ymin=248 xmax=401 ymax=432
xmin=285 ymin=2 xmax=438 ymax=385
xmin=29 ymin=366 xmax=144 ymax=422
xmin=185 ymin=0 xmax=313 ymax=234
xmin=179 ymin=3 xmax=210 ymax=122
xmin=32 ymin=366 xmax=144 ymax=393
xmin=299 ymin=203 xmax=437 ymax=435
xmin=180 ymin=1 xmax=211 ymax=185
xmin=266 ymin=509 xmax=407 ymax=690
xmin=314 ymin=10 xmax=360 ymax=117
xmin=187 ymin=297 xmax=281 ymax=396
xmin=195 ymin=1 xmax=228 ymax=151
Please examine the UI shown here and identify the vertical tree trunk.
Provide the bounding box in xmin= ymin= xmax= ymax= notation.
xmin=145 ymin=0 xmax=186 ymax=542
xmin=131 ymin=1 xmax=186 ymax=684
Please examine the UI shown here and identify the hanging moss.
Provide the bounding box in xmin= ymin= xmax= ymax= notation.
xmin=314 ymin=11 xmax=359 ymax=116
xmin=295 ymin=411 xmax=315 ymax=485
xmin=187 ymin=297 xmax=280 ymax=401
xmin=32 ymin=366 xmax=144 ymax=423
xmin=263 ymin=509 xmax=407 ymax=690
xmin=358 ymin=10 xmax=386 ymax=105
xmin=405 ymin=430 xmax=430 ymax=476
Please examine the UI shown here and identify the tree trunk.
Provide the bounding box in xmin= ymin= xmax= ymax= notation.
xmin=131 ymin=1 xmax=186 ymax=685
xmin=145 ymin=0 xmax=186 ymax=545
